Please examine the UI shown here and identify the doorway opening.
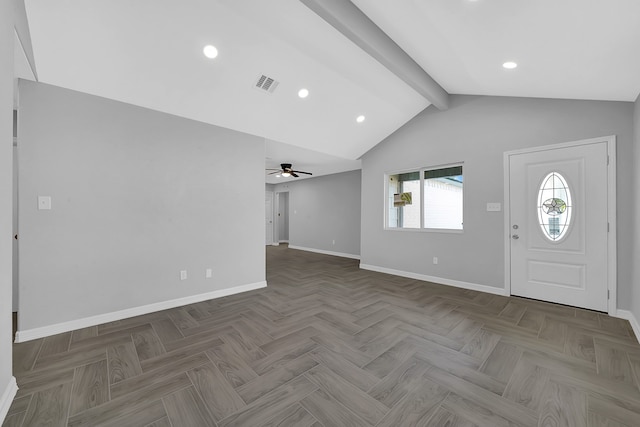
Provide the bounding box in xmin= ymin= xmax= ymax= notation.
xmin=265 ymin=191 xmax=274 ymax=246
xmin=276 ymin=191 xmax=289 ymax=244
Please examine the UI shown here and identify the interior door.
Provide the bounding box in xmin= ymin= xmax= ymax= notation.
xmin=508 ymin=141 xmax=609 ymax=311
xmin=265 ymin=191 xmax=273 ymax=245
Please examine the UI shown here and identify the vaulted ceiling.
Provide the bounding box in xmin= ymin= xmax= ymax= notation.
xmin=18 ymin=0 xmax=640 ymax=182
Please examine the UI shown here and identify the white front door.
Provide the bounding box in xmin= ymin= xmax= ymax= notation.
xmin=507 ymin=139 xmax=612 ymax=311
xmin=265 ymin=191 xmax=273 ymax=245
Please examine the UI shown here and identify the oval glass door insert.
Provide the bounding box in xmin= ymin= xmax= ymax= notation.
xmin=537 ymin=172 xmax=572 ymax=241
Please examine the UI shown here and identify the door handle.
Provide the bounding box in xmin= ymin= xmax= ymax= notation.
xmin=512 ymin=234 xmax=519 ymax=240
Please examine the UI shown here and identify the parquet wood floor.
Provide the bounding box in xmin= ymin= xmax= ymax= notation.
xmin=5 ymin=244 xmax=640 ymax=426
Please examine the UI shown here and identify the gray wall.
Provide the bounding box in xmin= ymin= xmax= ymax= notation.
xmin=17 ymin=81 xmax=265 ymax=331
xmin=1 ymin=0 xmax=14 ymax=415
xmin=361 ymin=95 xmax=634 ymax=308
xmin=632 ymin=94 xmax=640 ymax=320
xmin=275 ymin=170 xmax=361 ymax=256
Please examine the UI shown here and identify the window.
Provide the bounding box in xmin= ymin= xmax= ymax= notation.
xmin=387 ymin=165 xmax=463 ymax=231
xmin=537 ymin=171 xmax=572 ymax=241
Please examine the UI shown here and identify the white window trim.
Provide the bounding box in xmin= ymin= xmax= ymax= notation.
xmin=384 ymin=162 xmax=464 ymax=233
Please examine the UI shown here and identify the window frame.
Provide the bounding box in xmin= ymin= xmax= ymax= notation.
xmin=384 ymin=163 xmax=464 ymax=233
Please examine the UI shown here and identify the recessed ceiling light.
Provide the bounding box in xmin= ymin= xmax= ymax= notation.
xmin=356 ymin=115 xmax=366 ymax=123
xmin=502 ymin=61 xmax=518 ymax=69
xmin=203 ymin=45 xmax=218 ymax=59
xmin=298 ymin=88 xmax=309 ymax=98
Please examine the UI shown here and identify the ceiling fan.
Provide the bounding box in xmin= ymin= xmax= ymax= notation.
xmin=266 ymin=163 xmax=312 ymax=178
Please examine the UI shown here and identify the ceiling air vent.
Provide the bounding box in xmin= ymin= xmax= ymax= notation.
xmin=254 ymin=74 xmax=279 ymax=94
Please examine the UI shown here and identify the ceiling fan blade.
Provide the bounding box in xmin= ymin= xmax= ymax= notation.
xmin=291 ymin=172 xmax=299 ymax=177
xmin=292 ymin=170 xmax=312 ymax=175
xmin=267 ymin=171 xmax=281 ymax=175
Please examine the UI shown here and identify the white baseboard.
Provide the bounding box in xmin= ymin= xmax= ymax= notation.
xmin=359 ymin=263 xmax=508 ymax=296
xmin=14 ymin=281 xmax=267 ymax=343
xmin=614 ymin=309 xmax=640 ymax=343
xmin=288 ymin=245 xmax=360 ymax=260
xmin=0 ymin=377 xmax=18 ymax=424
xmin=279 ymin=240 xmax=289 ymax=243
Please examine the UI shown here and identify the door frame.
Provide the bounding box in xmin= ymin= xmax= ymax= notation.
xmin=503 ymin=135 xmax=617 ymax=315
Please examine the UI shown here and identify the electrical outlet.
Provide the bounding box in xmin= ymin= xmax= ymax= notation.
xmin=180 ymin=270 xmax=187 ymax=280
xmin=206 ymin=268 xmax=212 ymax=278
xmin=433 ymin=257 xmax=438 ymax=265
xmin=332 ymin=239 xmax=335 ymax=245
xmin=38 ymin=196 xmax=52 ymax=210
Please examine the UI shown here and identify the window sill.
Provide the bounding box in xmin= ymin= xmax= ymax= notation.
xmin=384 ymin=227 xmax=464 ymax=234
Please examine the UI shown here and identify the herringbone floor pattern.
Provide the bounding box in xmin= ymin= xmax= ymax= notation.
xmin=5 ymin=245 xmax=640 ymax=426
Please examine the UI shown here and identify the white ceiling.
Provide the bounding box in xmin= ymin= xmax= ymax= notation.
xmin=14 ymin=31 xmax=36 ymax=108
xmin=20 ymin=1 xmax=640 ymax=181
xmin=23 ymin=0 xmax=428 ymax=162
xmin=352 ymin=0 xmax=640 ymax=102
xmin=14 ymin=32 xmax=35 ymax=82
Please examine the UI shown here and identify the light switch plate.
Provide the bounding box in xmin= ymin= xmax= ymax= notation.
xmin=38 ymin=196 xmax=52 ymax=210
xmin=486 ymin=202 xmax=501 ymax=212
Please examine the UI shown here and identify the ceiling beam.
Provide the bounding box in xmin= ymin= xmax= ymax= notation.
xmin=300 ymin=0 xmax=449 ymax=110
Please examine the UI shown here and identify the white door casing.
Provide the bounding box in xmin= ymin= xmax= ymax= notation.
xmin=504 ymin=136 xmax=616 ymax=313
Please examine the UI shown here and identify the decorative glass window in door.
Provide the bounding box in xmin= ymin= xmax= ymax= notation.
xmin=537 ymin=172 xmax=572 ymax=241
